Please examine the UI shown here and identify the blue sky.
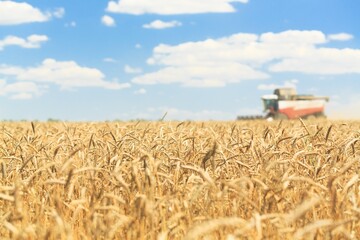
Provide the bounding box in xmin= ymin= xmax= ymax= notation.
xmin=0 ymin=0 xmax=359 ymax=121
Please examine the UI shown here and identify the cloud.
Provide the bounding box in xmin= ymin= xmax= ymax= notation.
xmin=0 ymin=59 xmax=131 ymax=90
xmin=124 ymin=65 xmax=142 ymax=74
xmin=134 ymin=88 xmax=146 ymax=95
xmin=65 ymin=21 xmax=76 ymax=27
xmin=133 ymin=64 xmax=267 ymax=87
xmin=132 ymin=30 xmax=360 ymax=88
xmin=0 ymin=79 xmax=45 ymax=100
xmin=269 ymin=48 xmax=360 ymax=74
xmin=328 ymin=33 xmax=353 ymax=41
xmin=106 ymin=0 xmax=248 ymax=15
xmin=0 ymin=1 xmax=63 ymax=25
xmin=257 ymin=79 xmax=298 ymax=90
xmin=103 ymin=58 xmax=117 ymax=63
xmin=11 ymin=93 xmax=33 ymax=100
xmin=0 ymin=35 xmax=48 ymax=51
xmin=135 ymin=44 xmax=142 ymax=49
xmin=53 ymin=8 xmax=65 ymax=18
xmin=101 ymin=15 xmax=116 ymax=27
xmin=143 ymin=20 xmax=182 ymax=29
xmin=260 ymin=30 xmax=327 ymax=44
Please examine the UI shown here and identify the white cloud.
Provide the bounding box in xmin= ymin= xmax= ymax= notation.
xmin=0 ymin=80 xmax=44 ymax=100
xmin=135 ymin=44 xmax=142 ymax=49
xmin=257 ymin=83 xmax=280 ymax=91
xmin=133 ymin=64 xmax=267 ymax=87
xmin=143 ymin=20 xmax=182 ymax=29
xmin=0 ymin=1 xmax=63 ymax=25
xmin=65 ymin=21 xmax=76 ymax=27
xmin=269 ymin=48 xmax=360 ymax=74
xmin=134 ymin=88 xmax=146 ymax=95
xmin=101 ymin=15 xmax=116 ymax=27
xmin=11 ymin=93 xmax=33 ymax=100
xmin=0 ymin=59 xmax=131 ymax=90
xmin=103 ymin=58 xmax=117 ymax=63
xmin=260 ymin=30 xmax=327 ymax=44
xmin=328 ymin=33 xmax=353 ymax=41
xmin=106 ymin=0 xmax=248 ymax=15
xmin=0 ymin=1 xmax=48 ymax=25
xmin=53 ymin=8 xmax=65 ymax=18
xmin=132 ymin=30 xmax=360 ymax=88
xmin=0 ymin=66 xmax=23 ymax=75
xmin=27 ymin=35 xmax=48 ymax=43
xmin=0 ymin=35 xmax=48 ymax=51
xmin=124 ymin=65 xmax=142 ymax=74
xmin=257 ymin=79 xmax=298 ymax=90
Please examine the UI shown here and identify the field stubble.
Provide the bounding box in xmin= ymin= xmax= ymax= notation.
xmin=0 ymin=120 xmax=359 ymax=239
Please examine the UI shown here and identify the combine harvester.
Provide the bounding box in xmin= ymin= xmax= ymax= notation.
xmin=238 ymin=88 xmax=329 ymax=120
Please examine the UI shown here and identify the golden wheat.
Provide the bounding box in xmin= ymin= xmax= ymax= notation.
xmin=0 ymin=120 xmax=359 ymax=239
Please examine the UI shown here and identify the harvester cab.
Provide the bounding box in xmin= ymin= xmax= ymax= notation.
xmin=261 ymin=94 xmax=278 ymax=116
xmin=262 ymin=88 xmax=298 ymax=119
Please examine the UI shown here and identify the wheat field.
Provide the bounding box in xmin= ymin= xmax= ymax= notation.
xmin=0 ymin=120 xmax=359 ymax=239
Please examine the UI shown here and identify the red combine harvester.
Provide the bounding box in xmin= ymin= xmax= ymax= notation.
xmin=238 ymin=88 xmax=329 ymax=120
